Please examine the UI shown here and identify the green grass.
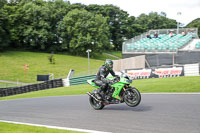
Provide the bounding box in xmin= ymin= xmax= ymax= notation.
xmin=106 ymin=51 xmax=122 ymax=58
xmin=93 ymin=52 xmax=119 ymax=60
xmin=133 ymin=76 xmax=200 ymax=93
xmin=0 ymin=82 xmax=20 ymax=88
xmin=0 ymin=51 xmax=122 ymax=83
xmin=0 ymin=122 xmax=83 ymax=133
xmin=0 ymin=51 xmax=105 ymax=83
xmin=1 ymin=76 xmax=200 ymax=101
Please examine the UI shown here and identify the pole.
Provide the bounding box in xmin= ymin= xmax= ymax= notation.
xmin=177 ymin=12 xmax=181 ymax=34
xmin=88 ymin=51 xmax=90 ymax=75
xmin=177 ymin=21 xmax=179 ymax=34
xmin=25 ymin=69 xmax=26 ymax=79
xmin=86 ymin=49 xmax=91 ymax=75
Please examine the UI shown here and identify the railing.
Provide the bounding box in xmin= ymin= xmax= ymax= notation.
xmin=71 ymin=69 xmax=98 ymax=78
xmin=69 ymin=75 xmax=96 ymax=86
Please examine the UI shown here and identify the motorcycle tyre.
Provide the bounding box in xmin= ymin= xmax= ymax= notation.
xmin=124 ymin=87 xmax=141 ymax=107
xmin=89 ymin=96 xmax=104 ymax=110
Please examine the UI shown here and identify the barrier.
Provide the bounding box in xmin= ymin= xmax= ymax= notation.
xmin=113 ymin=55 xmax=145 ymax=71
xmin=0 ymin=79 xmax=63 ymax=97
xmin=126 ymin=63 xmax=200 ymax=79
xmin=184 ymin=63 xmax=200 ymax=76
xmin=1 ymin=63 xmax=199 ymax=97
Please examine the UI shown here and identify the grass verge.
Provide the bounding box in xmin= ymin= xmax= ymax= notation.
xmin=0 ymin=122 xmax=83 ymax=133
xmin=0 ymin=76 xmax=200 ymax=101
xmin=133 ymin=76 xmax=200 ymax=93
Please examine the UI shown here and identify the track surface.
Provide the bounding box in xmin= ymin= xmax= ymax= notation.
xmin=0 ymin=94 xmax=200 ymax=133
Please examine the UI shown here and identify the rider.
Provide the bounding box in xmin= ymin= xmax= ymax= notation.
xmin=94 ymin=59 xmax=118 ymax=100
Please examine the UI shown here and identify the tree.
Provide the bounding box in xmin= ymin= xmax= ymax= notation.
xmin=58 ymin=9 xmax=110 ymax=55
xmin=3 ymin=2 xmax=26 ymax=48
xmin=17 ymin=0 xmax=71 ymax=51
xmin=0 ymin=8 xmax=10 ymax=50
xmin=87 ymin=4 xmax=130 ymax=50
xmin=1 ymin=1 xmax=181 ymax=53
xmin=186 ymin=18 xmax=200 ymax=38
xmin=22 ymin=0 xmax=51 ymax=50
xmin=135 ymin=13 xmax=149 ymax=31
xmin=123 ymin=16 xmax=145 ymax=39
xmin=42 ymin=0 xmax=70 ymax=51
xmin=69 ymin=3 xmax=86 ymax=10
xmin=136 ymin=12 xmax=177 ymax=31
xmin=0 ymin=0 xmax=7 ymax=8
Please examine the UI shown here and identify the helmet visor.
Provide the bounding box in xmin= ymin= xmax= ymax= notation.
xmin=108 ymin=64 xmax=113 ymax=69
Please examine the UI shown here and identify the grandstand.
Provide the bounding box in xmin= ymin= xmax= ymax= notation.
xmin=122 ymin=28 xmax=200 ymax=67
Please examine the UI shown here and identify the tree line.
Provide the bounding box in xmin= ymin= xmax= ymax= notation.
xmin=186 ymin=18 xmax=200 ymax=37
xmin=0 ymin=0 xmax=179 ymax=55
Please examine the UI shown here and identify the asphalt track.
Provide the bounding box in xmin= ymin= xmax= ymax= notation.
xmin=0 ymin=94 xmax=200 ymax=133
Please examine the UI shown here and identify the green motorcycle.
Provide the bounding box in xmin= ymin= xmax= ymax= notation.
xmin=87 ymin=72 xmax=141 ymax=110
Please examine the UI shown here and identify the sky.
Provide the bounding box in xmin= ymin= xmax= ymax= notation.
xmin=69 ymin=0 xmax=200 ymax=25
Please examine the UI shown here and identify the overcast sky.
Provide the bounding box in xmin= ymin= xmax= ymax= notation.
xmin=69 ymin=0 xmax=200 ymax=25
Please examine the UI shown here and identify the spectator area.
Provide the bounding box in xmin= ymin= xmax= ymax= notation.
xmin=125 ymin=34 xmax=192 ymax=52
xmin=122 ymin=28 xmax=200 ymax=67
xmin=196 ymin=42 xmax=200 ymax=49
xmin=123 ymin=28 xmax=199 ymax=53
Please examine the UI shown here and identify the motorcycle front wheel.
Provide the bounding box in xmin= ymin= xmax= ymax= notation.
xmin=89 ymin=95 xmax=104 ymax=110
xmin=124 ymin=87 xmax=141 ymax=107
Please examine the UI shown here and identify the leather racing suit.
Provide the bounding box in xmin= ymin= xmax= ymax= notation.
xmin=94 ymin=65 xmax=116 ymax=94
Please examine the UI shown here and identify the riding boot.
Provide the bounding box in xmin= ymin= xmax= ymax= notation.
xmin=95 ymin=88 xmax=103 ymax=100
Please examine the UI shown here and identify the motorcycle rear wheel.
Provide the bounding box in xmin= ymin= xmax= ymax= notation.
xmin=124 ymin=87 xmax=141 ymax=107
xmin=89 ymin=95 xmax=104 ymax=110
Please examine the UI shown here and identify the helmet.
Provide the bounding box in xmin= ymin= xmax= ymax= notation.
xmin=105 ymin=59 xmax=113 ymax=71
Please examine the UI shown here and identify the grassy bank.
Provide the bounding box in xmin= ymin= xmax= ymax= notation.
xmin=0 ymin=76 xmax=199 ymax=101
xmin=0 ymin=51 xmax=122 ymax=83
xmin=0 ymin=122 xmax=83 ymax=133
xmin=0 ymin=51 xmax=105 ymax=83
xmin=106 ymin=51 xmax=122 ymax=58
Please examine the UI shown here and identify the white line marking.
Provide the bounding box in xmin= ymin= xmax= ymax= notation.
xmin=0 ymin=120 xmax=111 ymax=133
xmin=142 ymin=93 xmax=200 ymax=95
xmin=1 ymin=93 xmax=200 ymax=102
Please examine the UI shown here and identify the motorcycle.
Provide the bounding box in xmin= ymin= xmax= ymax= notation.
xmin=87 ymin=72 xmax=141 ymax=110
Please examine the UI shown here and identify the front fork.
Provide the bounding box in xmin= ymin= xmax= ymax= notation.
xmin=123 ymin=85 xmax=133 ymax=99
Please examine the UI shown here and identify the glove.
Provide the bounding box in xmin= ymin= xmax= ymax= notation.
xmin=115 ymin=75 xmax=120 ymax=81
xmin=109 ymin=80 xmax=115 ymax=85
xmin=115 ymin=75 xmax=120 ymax=78
xmin=106 ymin=79 xmax=111 ymax=84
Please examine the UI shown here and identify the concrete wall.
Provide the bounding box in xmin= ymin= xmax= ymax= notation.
xmin=123 ymin=51 xmax=200 ymax=67
xmin=113 ymin=55 xmax=145 ymax=71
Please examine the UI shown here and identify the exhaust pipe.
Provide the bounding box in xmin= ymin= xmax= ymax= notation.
xmin=87 ymin=92 xmax=101 ymax=102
